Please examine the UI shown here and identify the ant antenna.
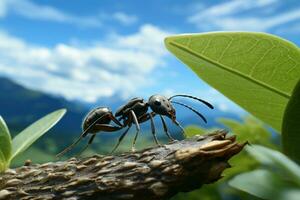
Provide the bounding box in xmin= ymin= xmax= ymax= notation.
xmin=171 ymin=100 xmax=208 ymax=123
xmin=168 ymin=94 xmax=214 ymax=109
xmin=56 ymin=114 xmax=108 ymax=158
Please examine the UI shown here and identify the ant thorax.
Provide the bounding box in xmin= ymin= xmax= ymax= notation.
xmin=115 ymin=98 xmax=148 ymax=121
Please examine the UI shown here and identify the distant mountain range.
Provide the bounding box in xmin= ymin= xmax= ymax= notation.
xmin=0 ymin=77 xmax=88 ymax=146
xmin=0 ymin=76 xmax=241 ymax=148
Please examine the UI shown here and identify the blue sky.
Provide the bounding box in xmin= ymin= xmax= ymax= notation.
xmin=0 ymin=0 xmax=300 ymax=114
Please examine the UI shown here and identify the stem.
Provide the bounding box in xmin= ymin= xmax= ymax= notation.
xmin=0 ymin=130 xmax=246 ymax=200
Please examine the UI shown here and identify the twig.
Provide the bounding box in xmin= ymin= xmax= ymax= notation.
xmin=0 ymin=130 xmax=246 ymax=200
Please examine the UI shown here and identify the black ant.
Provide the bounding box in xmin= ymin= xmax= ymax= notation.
xmin=56 ymin=94 xmax=213 ymax=158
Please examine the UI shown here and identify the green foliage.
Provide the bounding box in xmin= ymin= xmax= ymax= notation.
xmin=247 ymin=145 xmax=300 ymax=184
xmin=11 ymin=109 xmax=66 ymax=160
xmin=187 ymin=116 xmax=276 ymax=149
xmin=173 ymin=184 xmax=222 ymax=200
xmin=282 ymin=79 xmax=300 ymax=164
xmin=173 ymin=116 xmax=276 ymax=200
xmin=217 ymin=116 xmax=277 ymax=177
xmin=0 ymin=109 xmax=66 ymax=172
xmin=229 ymin=145 xmax=300 ymax=200
xmin=219 ymin=117 xmax=276 ymax=149
xmin=0 ymin=116 xmax=12 ymax=171
xmin=165 ymin=32 xmax=300 ymax=132
xmin=165 ymin=32 xmax=300 ymax=199
xmin=229 ymin=169 xmax=299 ymax=200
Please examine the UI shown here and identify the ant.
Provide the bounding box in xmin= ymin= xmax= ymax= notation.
xmin=56 ymin=94 xmax=213 ymax=158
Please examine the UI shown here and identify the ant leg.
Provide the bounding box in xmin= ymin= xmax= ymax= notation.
xmin=149 ymin=113 xmax=160 ymax=146
xmin=56 ymin=135 xmax=84 ymax=159
xmin=111 ymin=126 xmax=131 ymax=154
xmin=159 ymin=115 xmax=176 ymax=142
xmin=56 ymin=114 xmax=110 ymax=158
xmin=75 ymin=134 xmax=96 ymax=158
xmin=109 ymin=114 xmax=124 ymax=127
xmin=138 ymin=112 xmax=156 ymax=123
xmin=74 ymin=124 xmax=122 ymax=157
xmin=172 ymin=119 xmax=186 ymax=138
xmin=131 ymin=110 xmax=140 ymax=152
xmin=93 ymin=124 xmax=123 ymax=131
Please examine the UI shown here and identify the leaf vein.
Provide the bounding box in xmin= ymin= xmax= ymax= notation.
xmin=169 ymin=41 xmax=290 ymax=100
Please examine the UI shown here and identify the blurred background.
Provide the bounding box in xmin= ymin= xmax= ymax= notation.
xmin=0 ymin=0 xmax=299 ymax=199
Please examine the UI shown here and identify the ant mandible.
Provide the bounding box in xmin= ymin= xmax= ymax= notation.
xmin=56 ymin=94 xmax=213 ymax=158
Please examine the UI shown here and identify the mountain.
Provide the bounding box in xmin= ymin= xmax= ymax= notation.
xmin=0 ymin=77 xmax=87 ymax=142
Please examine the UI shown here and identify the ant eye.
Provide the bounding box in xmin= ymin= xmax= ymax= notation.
xmin=154 ymin=99 xmax=161 ymax=106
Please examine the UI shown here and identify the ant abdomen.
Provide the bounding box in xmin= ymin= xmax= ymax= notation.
xmin=82 ymin=107 xmax=112 ymax=134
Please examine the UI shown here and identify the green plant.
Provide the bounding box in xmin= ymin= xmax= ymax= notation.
xmin=165 ymin=32 xmax=300 ymax=199
xmin=173 ymin=116 xmax=275 ymax=200
xmin=229 ymin=145 xmax=300 ymax=200
xmin=186 ymin=116 xmax=276 ymax=149
xmin=0 ymin=116 xmax=12 ymax=171
xmin=0 ymin=109 xmax=66 ymax=172
xmin=282 ymin=80 xmax=300 ymax=164
xmin=165 ymin=31 xmax=300 ymax=162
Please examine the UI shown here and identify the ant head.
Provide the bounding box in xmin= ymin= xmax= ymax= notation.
xmin=148 ymin=94 xmax=176 ymax=121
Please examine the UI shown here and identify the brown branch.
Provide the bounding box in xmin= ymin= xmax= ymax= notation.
xmin=0 ymin=130 xmax=246 ymax=200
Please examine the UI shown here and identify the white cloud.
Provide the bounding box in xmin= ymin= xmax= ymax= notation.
xmin=113 ymin=24 xmax=168 ymax=57
xmin=0 ymin=0 xmax=7 ymax=17
xmin=0 ymin=24 xmax=170 ymax=103
xmin=0 ymin=0 xmax=101 ymax=27
xmin=112 ymin=12 xmax=138 ymax=25
xmin=0 ymin=0 xmax=138 ymax=27
xmin=198 ymin=0 xmax=275 ymax=17
xmin=188 ymin=0 xmax=300 ymax=32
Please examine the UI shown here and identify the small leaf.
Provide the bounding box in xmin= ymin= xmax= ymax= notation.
xmin=282 ymin=79 xmax=300 ymax=164
xmin=11 ymin=109 xmax=66 ymax=160
xmin=165 ymin=32 xmax=300 ymax=132
xmin=0 ymin=116 xmax=12 ymax=170
xmin=0 ymin=149 xmax=7 ymax=172
xmin=229 ymin=169 xmax=300 ymax=200
xmin=246 ymin=145 xmax=300 ymax=186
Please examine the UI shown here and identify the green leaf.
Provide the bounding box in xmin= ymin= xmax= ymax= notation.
xmin=218 ymin=116 xmax=275 ymax=148
xmin=165 ymin=32 xmax=300 ymax=132
xmin=0 ymin=116 xmax=12 ymax=170
xmin=230 ymin=146 xmax=300 ymax=199
xmin=11 ymin=109 xmax=66 ymax=160
xmin=0 ymin=149 xmax=7 ymax=172
xmin=246 ymin=145 xmax=300 ymax=186
xmin=229 ymin=169 xmax=300 ymax=200
xmin=282 ymin=79 xmax=300 ymax=164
